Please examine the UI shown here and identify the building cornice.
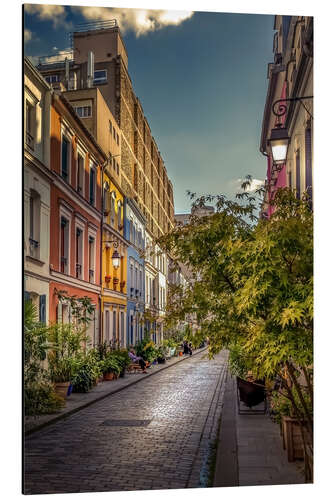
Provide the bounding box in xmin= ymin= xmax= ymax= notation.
xmin=50 ymin=269 xmax=101 ymax=294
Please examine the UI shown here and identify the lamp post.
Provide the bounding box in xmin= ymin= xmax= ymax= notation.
xmin=103 ymin=236 xmax=121 ymax=269
xmin=268 ymin=125 xmax=290 ymax=166
xmin=269 ymin=95 xmax=313 ymax=168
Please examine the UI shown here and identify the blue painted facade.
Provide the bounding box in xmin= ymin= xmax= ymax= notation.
xmin=124 ymin=198 xmax=146 ymax=347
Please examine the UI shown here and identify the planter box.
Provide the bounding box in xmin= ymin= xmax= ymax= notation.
xmin=54 ymin=381 xmax=70 ymax=399
xmin=282 ymin=416 xmax=311 ymax=462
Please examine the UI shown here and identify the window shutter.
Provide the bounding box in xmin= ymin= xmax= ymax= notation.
xmin=39 ymin=295 xmax=46 ymax=323
xmin=24 ymin=291 xmax=31 ymax=302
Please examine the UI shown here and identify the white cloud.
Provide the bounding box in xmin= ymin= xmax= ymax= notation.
xmin=25 ymin=4 xmax=70 ymax=29
xmin=73 ymin=7 xmax=194 ymax=37
xmin=24 ymin=28 xmax=32 ymax=43
xmin=238 ymin=178 xmax=264 ymax=192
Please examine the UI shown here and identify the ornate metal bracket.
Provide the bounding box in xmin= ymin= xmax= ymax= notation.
xmin=272 ymin=96 xmax=313 ymax=119
xmin=103 ymin=235 xmax=119 ymax=248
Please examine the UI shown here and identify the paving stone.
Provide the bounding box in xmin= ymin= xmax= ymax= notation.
xmin=24 ymin=350 xmax=228 ymax=494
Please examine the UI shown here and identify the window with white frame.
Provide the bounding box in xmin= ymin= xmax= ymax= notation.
xmin=75 ymin=106 xmax=92 ymax=118
xmin=93 ymin=69 xmax=107 ymax=84
xmin=75 ymin=226 xmax=84 ymax=279
xmin=61 ymin=134 xmax=71 ymax=183
xmin=88 ymin=235 xmax=96 ymax=283
xmin=29 ymin=189 xmax=41 ymax=259
xmin=60 ymin=216 xmax=70 ymax=274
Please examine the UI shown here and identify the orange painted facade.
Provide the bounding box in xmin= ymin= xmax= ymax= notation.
xmin=49 ymin=93 xmax=107 ymax=343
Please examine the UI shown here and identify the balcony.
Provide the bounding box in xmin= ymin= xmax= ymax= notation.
xmin=29 ymin=238 xmax=39 ymax=258
xmin=76 ymin=263 xmax=82 ymax=279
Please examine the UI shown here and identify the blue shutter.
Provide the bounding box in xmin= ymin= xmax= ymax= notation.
xmin=39 ymin=295 xmax=46 ymax=323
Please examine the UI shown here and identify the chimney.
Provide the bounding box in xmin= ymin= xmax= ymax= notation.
xmin=87 ymin=51 xmax=94 ymax=88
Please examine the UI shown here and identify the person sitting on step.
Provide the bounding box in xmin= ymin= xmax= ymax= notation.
xmin=128 ymin=348 xmax=148 ymax=373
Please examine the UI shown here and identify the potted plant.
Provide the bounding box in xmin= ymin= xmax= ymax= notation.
xmin=48 ymin=358 xmax=73 ymax=398
xmin=105 ymin=275 xmax=112 ymax=283
xmin=157 ymin=346 xmax=167 ymax=364
xmin=101 ymin=352 xmax=121 ymax=381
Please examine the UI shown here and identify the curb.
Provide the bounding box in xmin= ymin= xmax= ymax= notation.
xmin=25 ymin=346 xmax=208 ymax=437
xmin=213 ymin=371 xmax=239 ymax=487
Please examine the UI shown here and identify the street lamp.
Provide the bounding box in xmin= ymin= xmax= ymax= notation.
xmin=112 ymin=249 xmax=121 ymax=269
xmin=268 ymin=125 xmax=290 ymax=166
xmin=103 ymin=235 xmax=121 ymax=269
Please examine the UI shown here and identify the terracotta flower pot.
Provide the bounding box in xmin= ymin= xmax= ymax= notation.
xmin=54 ymin=381 xmax=71 ymax=399
xmin=103 ymin=372 xmax=116 ymax=381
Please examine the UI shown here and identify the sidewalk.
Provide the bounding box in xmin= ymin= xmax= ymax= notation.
xmin=214 ymin=371 xmax=305 ymax=488
xmin=25 ymin=347 xmax=208 ymax=436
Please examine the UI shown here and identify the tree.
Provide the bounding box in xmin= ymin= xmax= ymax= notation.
xmin=157 ymin=183 xmax=313 ymax=474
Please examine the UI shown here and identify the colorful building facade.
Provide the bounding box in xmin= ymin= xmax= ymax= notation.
xmin=48 ymin=91 xmax=107 ymax=345
xmin=124 ymin=198 xmax=145 ymax=346
xmin=260 ymin=16 xmax=313 ymax=216
xmin=24 ymin=57 xmax=52 ymax=323
xmin=101 ymin=171 xmax=128 ymax=347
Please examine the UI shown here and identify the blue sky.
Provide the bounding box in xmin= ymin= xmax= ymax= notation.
xmin=24 ymin=5 xmax=274 ymax=213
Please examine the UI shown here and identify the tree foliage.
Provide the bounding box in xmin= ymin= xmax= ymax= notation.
xmin=157 ymin=183 xmax=313 ymax=462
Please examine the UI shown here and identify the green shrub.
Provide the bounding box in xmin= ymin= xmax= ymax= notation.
xmin=25 ymin=381 xmax=64 ymax=416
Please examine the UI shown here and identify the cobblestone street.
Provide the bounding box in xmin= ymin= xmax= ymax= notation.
xmin=24 ymin=350 xmax=228 ymax=494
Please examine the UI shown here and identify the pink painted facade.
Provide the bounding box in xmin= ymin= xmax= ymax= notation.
xmin=265 ymin=82 xmax=287 ymax=217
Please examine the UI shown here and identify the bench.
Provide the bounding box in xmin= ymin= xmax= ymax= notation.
xmin=126 ymin=360 xmax=150 ymax=374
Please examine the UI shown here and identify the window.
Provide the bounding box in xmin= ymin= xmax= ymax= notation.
xmin=113 ymin=128 xmax=116 ymax=140
xmin=110 ymin=192 xmax=116 ymax=226
xmin=39 ymin=295 xmax=46 ymax=324
xmin=29 ymin=190 xmax=40 ymax=259
xmin=120 ymin=312 xmax=125 ymax=348
xmin=113 ymin=310 xmax=117 ymax=343
xmin=305 ymin=127 xmax=312 ymax=205
xmin=117 ymin=200 xmax=122 ymax=229
xmin=116 ymin=133 xmax=119 ymax=146
xmin=75 ymin=228 xmax=83 ymax=279
xmin=77 ymin=153 xmax=84 ymax=194
xmin=61 ymin=135 xmax=70 ymax=182
xmin=93 ymin=69 xmax=107 ymax=84
xmin=60 ymin=216 xmax=69 ymax=274
xmin=88 ymin=236 xmax=95 ymax=283
xmin=89 ymin=163 xmax=96 ymax=206
xmin=134 ymin=164 xmax=138 ymax=192
xmin=25 ymin=100 xmax=34 ymax=149
xmin=103 ymin=184 xmax=111 ymax=215
xmin=295 ymin=150 xmax=301 ymax=199
xmin=105 ymin=310 xmax=110 ymax=343
xmin=45 ymin=74 xmax=59 ymax=84
xmin=75 ymin=106 xmax=91 ymax=118
xmin=109 ymin=120 xmax=112 ymax=134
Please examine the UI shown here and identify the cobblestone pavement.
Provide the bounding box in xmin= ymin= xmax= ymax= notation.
xmin=24 ymin=350 xmax=228 ymax=494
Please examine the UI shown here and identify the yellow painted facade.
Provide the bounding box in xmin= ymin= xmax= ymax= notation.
xmin=101 ymin=166 xmax=128 ymax=346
